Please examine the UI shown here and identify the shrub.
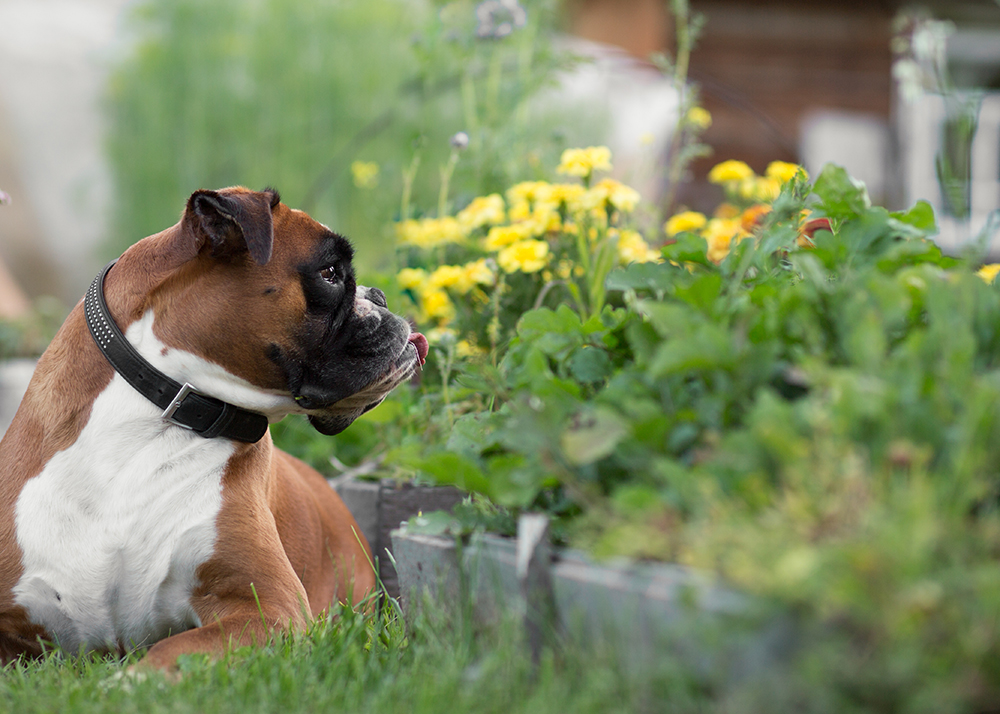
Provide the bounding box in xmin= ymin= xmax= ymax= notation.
xmin=389 ymin=152 xmax=1000 ymax=709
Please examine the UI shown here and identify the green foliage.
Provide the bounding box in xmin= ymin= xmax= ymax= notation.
xmin=107 ymin=0 xmax=570 ymax=270
xmin=390 ymin=165 xmax=1000 ymax=709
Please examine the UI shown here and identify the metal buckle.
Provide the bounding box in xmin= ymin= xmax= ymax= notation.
xmin=162 ymin=382 xmax=199 ymax=428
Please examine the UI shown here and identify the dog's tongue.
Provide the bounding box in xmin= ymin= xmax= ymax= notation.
xmin=408 ymin=332 xmax=429 ymax=365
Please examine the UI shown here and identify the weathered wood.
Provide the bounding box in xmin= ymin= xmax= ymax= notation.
xmin=516 ymin=514 xmax=557 ymax=668
xmin=391 ymin=527 xmax=798 ymax=686
xmin=334 ymin=477 xmax=465 ymax=599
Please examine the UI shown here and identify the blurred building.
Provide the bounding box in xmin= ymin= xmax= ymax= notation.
xmin=1 ymin=0 xmax=999 ymax=314
xmin=568 ymin=0 xmax=1000 ymax=250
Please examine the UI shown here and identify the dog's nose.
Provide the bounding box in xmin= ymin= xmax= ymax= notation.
xmin=365 ymin=287 xmax=387 ymax=308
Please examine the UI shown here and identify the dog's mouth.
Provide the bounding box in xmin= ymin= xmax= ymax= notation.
xmin=299 ymin=330 xmax=428 ymax=435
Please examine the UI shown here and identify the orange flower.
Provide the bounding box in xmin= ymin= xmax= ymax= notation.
xmin=740 ymin=204 xmax=771 ymax=233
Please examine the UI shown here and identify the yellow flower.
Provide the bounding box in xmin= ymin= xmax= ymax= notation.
xmin=569 ymin=189 xmax=609 ymax=225
xmin=498 ymin=239 xmax=550 ymax=274
xmin=707 ymin=160 xmax=755 ymax=185
xmin=462 ymin=258 xmax=496 ymax=289
xmin=484 ymin=223 xmax=532 ymax=251
xmin=556 ymin=146 xmax=613 ymax=178
xmin=703 ymin=217 xmax=746 ymax=263
xmin=686 ymin=106 xmax=712 ymax=130
xmin=420 ymin=287 xmax=455 ymax=322
xmin=456 ymin=194 xmax=506 ymax=233
xmin=428 ymin=265 xmax=465 ymax=290
xmin=396 ymin=217 xmax=464 ymax=248
xmin=766 ymin=161 xmax=806 ymax=183
xmin=977 ymin=264 xmax=1000 ymax=283
xmin=426 ymin=260 xmax=495 ymax=295
xmin=507 ymin=181 xmax=552 ymax=206
xmin=397 ymin=267 xmax=427 ymax=291
xmin=456 ymin=339 xmax=487 ymax=359
xmin=350 ymin=161 xmax=379 ymax=189
xmin=617 ymin=230 xmax=660 ymax=264
xmin=519 ymin=206 xmax=562 ymax=236
xmin=740 ymin=176 xmax=782 ymax=202
xmin=546 ymin=183 xmax=587 ymax=209
xmin=508 ymin=201 xmax=532 ymax=222
xmin=664 ymin=210 xmax=708 ymax=237
xmin=589 ymin=178 xmax=641 ymax=213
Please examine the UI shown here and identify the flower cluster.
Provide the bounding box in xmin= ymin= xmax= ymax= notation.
xmin=395 ymin=147 xmax=658 ymax=356
xmin=708 ymin=159 xmax=805 ymax=207
xmin=665 ymin=159 xmax=810 ymax=262
xmin=396 ymin=151 xmax=821 ymax=360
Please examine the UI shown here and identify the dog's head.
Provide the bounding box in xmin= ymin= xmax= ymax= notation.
xmin=136 ymin=186 xmax=427 ymax=436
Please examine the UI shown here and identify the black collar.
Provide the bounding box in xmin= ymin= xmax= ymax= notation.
xmin=84 ymin=261 xmax=270 ymax=443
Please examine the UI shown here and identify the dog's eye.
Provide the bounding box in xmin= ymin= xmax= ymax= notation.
xmin=319 ymin=266 xmax=338 ymax=284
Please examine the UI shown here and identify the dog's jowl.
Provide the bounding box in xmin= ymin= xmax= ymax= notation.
xmin=0 ymin=187 xmax=428 ymax=668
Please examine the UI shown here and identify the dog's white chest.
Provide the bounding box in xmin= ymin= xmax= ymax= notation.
xmin=12 ymin=374 xmax=234 ymax=653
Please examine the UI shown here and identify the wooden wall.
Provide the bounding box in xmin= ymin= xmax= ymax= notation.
xmin=681 ymin=0 xmax=897 ymax=210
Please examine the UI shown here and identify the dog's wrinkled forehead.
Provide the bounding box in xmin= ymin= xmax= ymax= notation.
xmin=271 ymin=207 xmax=357 ymax=307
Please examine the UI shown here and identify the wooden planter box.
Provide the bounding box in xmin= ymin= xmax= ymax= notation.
xmin=391 ymin=524 xmax=797 ymax=685
xmin=332 ymin=477 xmax=465 ymax=599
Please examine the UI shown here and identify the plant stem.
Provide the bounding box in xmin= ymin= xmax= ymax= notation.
xmin=461 ymin=67 xmax=479 ymax=151
xmin=661 ymin=0 xmax=699 ymax=215
xmin=489 ymin=273 xmax=506 ymax=355
xmin=401 ymin=152 xmax=422 ymax=221
xmin=438 ymin=148 xmax=460 ymax=218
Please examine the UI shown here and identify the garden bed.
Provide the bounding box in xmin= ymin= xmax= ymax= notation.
xmin=391 ymin=522 xmax=796 ymax=686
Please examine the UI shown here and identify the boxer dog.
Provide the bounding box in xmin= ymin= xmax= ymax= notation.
xmin=0 ymin=187 xmax=428 ymax=669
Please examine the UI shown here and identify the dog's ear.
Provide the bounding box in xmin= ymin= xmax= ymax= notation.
xmin=184 ymin=188 xmax=276 ymax=265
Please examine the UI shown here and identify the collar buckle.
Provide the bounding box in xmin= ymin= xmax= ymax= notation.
xmin=161 ymin=382 xmax=199 ymax=428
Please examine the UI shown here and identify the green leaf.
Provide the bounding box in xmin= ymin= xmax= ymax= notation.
xmin=890 ymin=199 xmax=938 ymax=233
xmin=674 ymin=272 xmax=722 ymax=311
xmin=611 ymin=484 xmax=661 ymax=515
xmin=568 ymin=346 xmax=613 ymax=383
xmin=445 ymin=412 xmax=502 ymax=457
xmin=757 ymin=223 xmax=800 ymax=257
xmin=561 ymin=407 xmax=629 ymax=465
xmin=517 ymin=305 xmax=582 ymax=337
xmin=483 ymin=454 xmax=546 ymax=508
xmin=647 ymin=324 xmax=733 ymax=377
xmin=661 ymin=232 xmax=712 ymax=267
xmin=635 ymin=301 xmax=698 ymax=339
xmin=606 ymin=262 xmax=675 ymax=294
xmin=812 ymin=164 xmax=871 ymax=218
xmin=407 ymin=452 xmax=493 ymax=497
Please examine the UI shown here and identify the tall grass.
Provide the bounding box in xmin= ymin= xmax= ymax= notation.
xmin=106 ymin=0 xmax=574 ymax=273
xmin=0 ymin=596 xmax=697 ymax=714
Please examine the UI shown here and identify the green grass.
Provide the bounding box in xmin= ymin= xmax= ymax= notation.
xmin=0 ymin=598 xmax=693 ymax=714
